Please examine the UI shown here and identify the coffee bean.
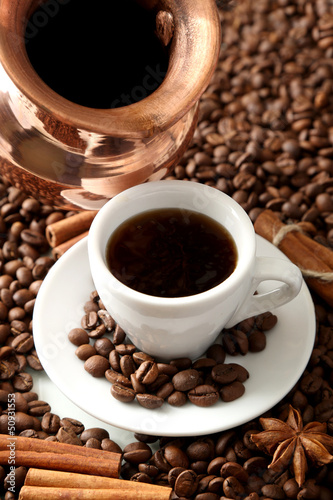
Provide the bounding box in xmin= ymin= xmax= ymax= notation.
xmin=223 ymin=476 xmax=246 ymax=498
xmin=256 ymin=312 xmax=278 ymax=331
xmin=101 ymin=438 xmax=122 ymax=454
xmin=87 ymin=324 xmax=106 ymax=340
xmin=81 ymin=311 xmax=98 ymax=330
xmin=206 ymin=344 xmax=226 ymax=364
xmin=84 ymin=300 xmax=99 ymax=313
xmin=97 ymin=309 xmax=115 ymax=331
xmin=135 ymin=360 xmax=159 ymax=385
xmin=111 ymin=383 xmax=136 ymax=403
xmin=123 ymin=442 xmax=152 ymax=464
xmin=12 ymin=372 xmax=33 ymax=392
xmin=261 ymin=484 xmax=285 ymax=499
xmin=113 ymin=324 xmax=126 ymax=344
xmin=120 ymin=354 xmax=136 ymax=378
xmin=109 ymin=350 xmax=121 ymax=372
xmin=300 ymin=373 xmax=323 ymax=394
xmin=156 ymin=382 xmax=174 ymax=400
xmin=211 ymin=364 xmax=238 ymax=385
xmin=186 ymin=438 xmax=215 ymax=463
xmin=220 ymin=381 xmax=245 ymax=402
xmin=75 ymin=344 xmax=96 ymax=361
xmin=156 ymin=363 xmax=178 ymax=377
xmin=248 ymin=330 xmax=266 ymax=352
xmin=56 ymin=427 xmax=82 ymax=446
xmin=188 ymin=385 xmax=219 ymax=407
xmin=94 ymin=337 xmax=114 ymax=357
xmin=11 ymin=333 xmax=34 ymax=354
xmin=105 ymin=368 xmax=132 ymax=387
xmin=147 ymin=373 xmax=170 ymax=392
xmin=172 ymin=369 xmax=200 ymax=392
xmin=192 ymin=358 xmax=217 ymax=371
xmin=59 ymin=418 xmax=84 ymax=435
xmin=136 ymin=393 xmax=164 ymax=409
xmin=20 ymin=229 xmax=47 ymax=247
xmin=80 ymin=428 xmax=109 ymax=443
xmin=167 ymin=391 xmax=187 ymax=407
xmin=168 ymin=467 xmax=186 ymax=487
xmin=84 ymin=355 xmax=109 ymax=377
xmin=28 ymin=400 xmax=51 ymax=416
xmin=12 ymin=288 xmax=35 ymax=307
xmin=174 ymin=469 xmax=198 ymax=497
xmin=115 ymin=344 xmax=136 ymax=356
xmin=169 ymin=358 xmax=192 ymax=370
xmin=68 ymin=328 xmax=90 ymax=346
xmin=243 ymin=456 xmax=269 ymax=475
xmin=41 ymin=412 xmax=61 ymax=434
xmin=132 ymin=352 xmax=155 ymax=366
xmin=163 ymin=445 xmax=189 ymax=469
xmin=228 ymin=363 xmax=249 ymax=383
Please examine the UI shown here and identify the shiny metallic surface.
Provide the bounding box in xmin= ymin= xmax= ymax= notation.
xmin=0 ymin=0 xmax=221 ymax=210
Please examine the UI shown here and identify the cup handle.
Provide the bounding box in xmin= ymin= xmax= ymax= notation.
xmin=225 ymin=257 xmax=303 ymax=328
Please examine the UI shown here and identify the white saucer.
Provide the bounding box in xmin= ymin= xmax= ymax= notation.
xmin=33 ymin=235 xmax=315 ymax=437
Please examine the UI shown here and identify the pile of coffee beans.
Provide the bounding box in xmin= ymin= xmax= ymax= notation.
xmin=68 ymin=290 xmax=278 ymax=409
xmin=167 ymin=0 xmax=333 ymax=249
xmin=0 ymin=0 xmax=332 ymax=498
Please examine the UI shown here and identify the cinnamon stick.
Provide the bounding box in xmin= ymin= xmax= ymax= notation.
xmin=52 ymin=231 xmax=88 ymax=259
xmin=24 ymin=469 xmax=172 ymax=498
xmin=0 ymin=434 xmax=119 ymax=461
xmin=0 ymin=450 xmax=119 ymax=478
xmin=19 ymin=485 xmax=171 ymax=500
xmin=46 ymin=211 xmax=98 ymax=248
xmin=254 ymin=209 xmax=333 ymax=307
xmin=0 ymin=434 xmax=121 ymax=478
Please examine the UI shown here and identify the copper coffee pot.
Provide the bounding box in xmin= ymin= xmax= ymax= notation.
xmin=0 ymin=0 xmax=221 ymax=210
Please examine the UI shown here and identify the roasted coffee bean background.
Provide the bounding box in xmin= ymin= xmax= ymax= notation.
xmin=0 ymin=0 xmax=333 ymax=498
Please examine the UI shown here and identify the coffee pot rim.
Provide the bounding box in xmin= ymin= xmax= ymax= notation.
xmin=0 ymin=0 xmax=221 ymax=138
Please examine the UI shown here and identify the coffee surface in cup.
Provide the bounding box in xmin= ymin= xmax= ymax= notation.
xmin=106 ymin=208 xmax=237 ymax=297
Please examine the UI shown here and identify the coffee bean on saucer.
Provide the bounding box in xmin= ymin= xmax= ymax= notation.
xmin=75 ymin=344 xmax=97 ymax=361
xmin=211 ymin=364 xmax=238 ymax=385
xmin=220 ymin=381 xmax=246 ymax=402
xmin=188 ymin=384 xmax=220 ymax=407
xmin=136 ymin=393 xmax=164 ymax=409
xmin=68 ymin=328 xmax=90 ymax=346
xmin=172 ymin=369 xmax=200 ymax=392
xmin=135 ymin=360 xmax=159 ymax=385
xmin=94 ymin=337 xmax=114 ymax=357
xmin=228 ymin=363 xmax=249 ymax=383
xmin=105 ymin=368 xmax=132 ymax=387
xmin=111 ymin=383 xmax=136 ymax=403
xmin=248 ymin=330 xmax=267 ymax=352
xmin=84 ymin=355 xmax=109 ymax=377
xmin=167 ymin=391 xmax=187 ymax=407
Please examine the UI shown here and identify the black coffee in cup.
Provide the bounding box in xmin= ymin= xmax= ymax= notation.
xmin=106 ymin=208 xmax=238 ymax=298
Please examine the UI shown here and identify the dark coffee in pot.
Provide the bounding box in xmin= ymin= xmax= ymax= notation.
xmin=25 ymin=0 xmax=169 ymax=109
xmin=106 ymin=208 xmax=238 ymax=298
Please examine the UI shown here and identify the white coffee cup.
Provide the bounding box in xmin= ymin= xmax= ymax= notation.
xmin=88 ymin=180 xmax=302 ymax=360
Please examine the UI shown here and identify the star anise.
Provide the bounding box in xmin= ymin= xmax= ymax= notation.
xmin=251 ymin=405 xmax=333 ymax=486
